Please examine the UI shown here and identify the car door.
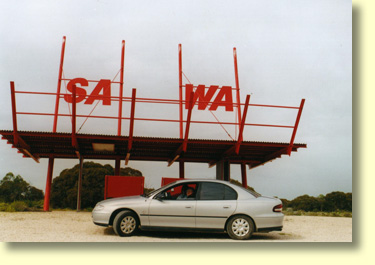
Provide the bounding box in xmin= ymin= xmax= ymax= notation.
xmin=148 ymin=183 xmax=197 ymax=228
xmin=195 ymin=182 xmax=237 ymax=229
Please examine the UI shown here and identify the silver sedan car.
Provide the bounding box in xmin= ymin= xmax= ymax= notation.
xmin=92 ymin=179 xmax=284 ymax=240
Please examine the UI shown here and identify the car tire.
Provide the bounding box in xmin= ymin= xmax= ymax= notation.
xmin=226 ymin=215 xmax=254 ymax=240
xmin=113 ymin=210 xmax=139 ymax=237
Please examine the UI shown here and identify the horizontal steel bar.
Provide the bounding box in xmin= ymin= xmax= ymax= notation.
xmin=61 ymin=78 xmax=122 ymax=84
xmin=16 ymin=112 xmax=294 ymax=129
xmin=14 ymin=91 xmax=300 ymax=109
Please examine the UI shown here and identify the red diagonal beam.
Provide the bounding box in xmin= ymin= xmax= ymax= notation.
xmin=233 ymin=47 xmax=242 ymax=134
xmin=235 ymin=94 xmax=251 ymax=154
xmin=53 ymin=36 xmax=66 ymax=133
xmin=287 ymin=99 xmax=305 ymax=155
xmin=168 ymin=91 xmax=194 ymax=167
xmin=10 ymin=81 xmax=19 ymax=146
xmin=179 ymin=44 xmax=183 ymax=139
xmin=125 ymin=88 xmax=136 ymax=165
xmin=221 ymin=94 xmax=251 ymax=157
xmin=182 ymin=91 xmax=194 ymax=152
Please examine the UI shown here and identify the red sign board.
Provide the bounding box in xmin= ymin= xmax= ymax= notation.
xmin=104 ymin=176 xmax=144 ymax=199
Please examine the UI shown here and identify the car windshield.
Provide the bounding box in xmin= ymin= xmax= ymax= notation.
xmin=142 ymin=182 xmax=176 ymax=198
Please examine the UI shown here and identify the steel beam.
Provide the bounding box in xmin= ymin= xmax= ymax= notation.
xmin=115 ymin=159 xmax=121 ymax=175
xmin=71 ymin=84 xmax=79 ymax=151
xmin=179 ymin=44 xmax=183 ymax=139
xmin=241 ymin=163 xmax=247 ymax=188
xmin=53 ymin=36 xmax=66 ymax=133
xmin=179 ymin=161 xmax=185 ymax=178
xmin=287 ymin=99 xmax=305 ymax=155
xmin=76 ymin=156 xmax=83 ymax=212
xmin=233 ymin=48 xmax=242 ymax=136
xmin=235 ymin=94 xmax=251 ymax=154
xmin=125 ymin=88 xmax=136 ymax=165
xmin=168 ymin=91 xmax=194 ymax=167
xmin=117 ymin=40 xmax=125 ymax=136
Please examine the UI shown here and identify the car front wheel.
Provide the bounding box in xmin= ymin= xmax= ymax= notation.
xmin=226 ymin=215 xmax=254 ymax=240
xmin=113 ymin=210 xmax=139 ymax=237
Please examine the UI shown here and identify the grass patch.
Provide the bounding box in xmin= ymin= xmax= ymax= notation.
xmin=0 ymin=200 xmax=44 ymax=212
xmin=283 ymin=210 xmax=352 ymax=218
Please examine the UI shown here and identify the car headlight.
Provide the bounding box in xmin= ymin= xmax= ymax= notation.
xmin=94 ymin=204 xmax=104 ymax=211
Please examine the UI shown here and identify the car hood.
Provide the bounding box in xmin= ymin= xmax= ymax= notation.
xmin=97 ymin=195 xmax=147 ymax=206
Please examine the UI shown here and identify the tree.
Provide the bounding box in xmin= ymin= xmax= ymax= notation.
xmin=0 ymin=172 xmax=44 ymax=202
xmin=50 ymin=162 xmax=143 ymax=209
xmin=289 ymin=194 xmax=321 ymax=212
xmin=323 ymin=191 xmax=352 ymax=212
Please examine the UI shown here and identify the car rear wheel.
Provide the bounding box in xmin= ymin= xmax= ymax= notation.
xmin=226 ymin=215 xmax=254 ymax=240
xmin=113 ymin=210 xmax=139 ymax=237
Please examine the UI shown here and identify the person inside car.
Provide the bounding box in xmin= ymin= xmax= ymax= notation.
xmin=177 ymin=187 xmax=195 ymax=199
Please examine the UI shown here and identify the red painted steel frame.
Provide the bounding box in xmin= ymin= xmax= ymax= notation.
xmin=53 ymin=36 xmax=66 ymax=133
xmin=117 ymin=40 xmax=125 ymax=136
xmin=3 ymin=39 xmax=308 ymax=212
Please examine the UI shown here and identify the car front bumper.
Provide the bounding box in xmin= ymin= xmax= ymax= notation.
xmin=92 ymin=211 xmax=111 ymax=226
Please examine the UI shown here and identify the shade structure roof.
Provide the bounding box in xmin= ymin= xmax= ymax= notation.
xmin=0 ymin=130 xmax=306 ymax=169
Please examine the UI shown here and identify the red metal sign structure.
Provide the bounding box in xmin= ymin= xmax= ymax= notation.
xmin=0 ymin=37 xmax=306 ymax=211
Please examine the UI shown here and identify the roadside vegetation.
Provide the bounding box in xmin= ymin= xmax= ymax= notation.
xmin=1 ymin=165 xmax=352 ymax=217
xmin=0 ymin=172 xmax=44 ymax=212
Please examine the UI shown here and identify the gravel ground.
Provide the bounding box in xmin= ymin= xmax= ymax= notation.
xmin=0 ymin=211 xmax=352 ymax=242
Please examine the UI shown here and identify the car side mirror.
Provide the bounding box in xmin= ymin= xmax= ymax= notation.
xmin=155 ymin=192 xmax=167 ymax=201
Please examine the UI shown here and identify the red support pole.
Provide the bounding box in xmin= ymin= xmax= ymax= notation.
xmin=115 ymin=159 xmax=121 ymax=176
xmin=43 ymin=157 xmax=54 ymax=211
xmin=179 ymin=44 xmax=183 ymax=139
xmin=76 ymin=156 xmax=83 ymax=212
xmin=233 ymin=48 xmax=242 ymax=136
xmin=10 ymin=82 xmax=19 ymax=146
xmin=117 ymin=40 xmax=125 ymax=136
xmin=288 ymin=99 xmax=305 ymax=155
xmin=53 ymin=36 xmax=66 ymax=133
xmin=179 ymin=161 xmax=185 ymax=179
xmin=241 ymin=163 xmax=248 ymax=188
xmin=71 ymin=84 xmax=78 ymax=149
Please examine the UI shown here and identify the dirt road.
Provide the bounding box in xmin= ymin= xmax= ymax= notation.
xmin=0 ymin=211 xmax=352 ymax=242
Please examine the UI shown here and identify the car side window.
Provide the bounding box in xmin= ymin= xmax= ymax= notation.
xmin=156 ymin=183 xmax=197 ymax=200
xmin=198 ymin=182 xmax=237 ymax=200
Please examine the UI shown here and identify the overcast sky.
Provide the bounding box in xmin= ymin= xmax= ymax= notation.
xmin=0 ymin=0 xmax=351 ymax=200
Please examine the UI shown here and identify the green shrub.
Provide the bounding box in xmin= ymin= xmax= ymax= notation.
xmin=10 ymin=201 xmax=28 ymax=211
